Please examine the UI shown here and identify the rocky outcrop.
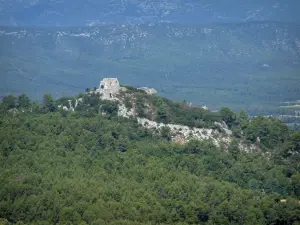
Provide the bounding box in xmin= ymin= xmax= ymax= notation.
xmin=238 ymin=142 xmax=259 ymax=153
xmin=8 ymin=108 xmax=18 ymax=115
xmin=214 ymin=121 xmax=232 ymax=135
xmin=137 ymin=87 xmax=157 ymax=95
xmin=91 ymin=78 xmax=258 ymax=152
xmin=118 ymin=103 xmax=135 ymax=118
xmin=68 ymin=100 xmax=75 ymax=112
xmin=137 ymin=117 xmax=231 ymax=148
xmin=58 ymin=98 xmax=83 ymax=112
xmin=138 ymin=117 xmax=258 ymax=152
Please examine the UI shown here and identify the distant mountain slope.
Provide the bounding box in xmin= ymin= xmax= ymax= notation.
xmin=1 ymin=22 xmax=300 ymax=114
xmin=1 ymin=0 xmax=300 ymax=26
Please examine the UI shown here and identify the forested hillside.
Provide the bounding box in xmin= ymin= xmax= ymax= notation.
xmin=0 ymin=91 xmax=300 ymax=225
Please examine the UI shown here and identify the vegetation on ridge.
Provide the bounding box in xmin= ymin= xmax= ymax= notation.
xmin=0 ymin=91 xmax=300 ymax=225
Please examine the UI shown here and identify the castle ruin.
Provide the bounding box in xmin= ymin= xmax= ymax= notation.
xmin=96 ymin=78 xmax=121 ymax=100
xmin=94 ymin=78 xmax=157 ymax=100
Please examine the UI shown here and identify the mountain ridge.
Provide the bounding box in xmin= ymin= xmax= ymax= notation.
xmin=1 ymin=0 xmax=300 ymax=26
xmin=1 ymin=21 xmax=300 ymax=115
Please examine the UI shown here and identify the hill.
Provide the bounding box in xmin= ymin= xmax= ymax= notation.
xmin=1 ymin=22 xmax=300 ymax=115
xmin=0 ymin=83 xmax=300 ymax=224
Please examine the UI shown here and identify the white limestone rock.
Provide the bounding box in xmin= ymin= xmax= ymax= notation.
xmin=238 ymin=142 xmax=258 ymax=153
xmin=138 ymin=87 xmax=157 ymax=95
xmin=137 ymin=117 xmax=232 ymax=148
xmin=95 ymin=78 xmax=121 ymax=100
xmin=118 ymin=103 xmax=135 ymax=118
xmin=68 ymin=100 xmax=75 ymax=112
xmin=214 ymin=121 xmax=233 ymax=136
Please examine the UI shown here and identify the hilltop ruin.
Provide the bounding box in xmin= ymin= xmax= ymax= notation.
xmin=95 ymin=78 xmax=157 ymax=100
xmin=57 ymin=77 xmax=258 ymax=152
xmin=95 ymin=78 xmax=123 ymax=100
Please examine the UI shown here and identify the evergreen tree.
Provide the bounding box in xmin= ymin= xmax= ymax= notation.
xmin=17 ymin=94 xmax=31 ymax=109
xmin=220 ymin=107 xmax=236 ymax=126
xmin=43 ymin=94 xmax=56 ymax=112
xmin=1 ymin=95 xmax=16 ymax=109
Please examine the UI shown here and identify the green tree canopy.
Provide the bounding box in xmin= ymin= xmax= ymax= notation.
xmin=220 ymin=107 xmax=236 ymax=126
xmin=43 ymin=94 xmax=56 ymax=113
xmin=17 ymin=94 xmax=31 ymax=109
xmin=1 ymin=95 xmax=17 ymax=109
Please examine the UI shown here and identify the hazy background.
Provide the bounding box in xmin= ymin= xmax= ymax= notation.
xmin=1 ymin=0 xmax=300 ymax=116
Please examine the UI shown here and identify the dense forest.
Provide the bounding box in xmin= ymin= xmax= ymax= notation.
xmin=0 ymin=91 xmax=300 ymax=225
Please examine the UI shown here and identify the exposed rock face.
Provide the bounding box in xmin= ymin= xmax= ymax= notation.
xmin=138 ymin=117 xmax=258 ymax=152
xmin=137 ymin=117 xmax=231 ymax=148
xmin=138 ymin=87 xmax=157 ymax=95
xmin=238 ymin=142 xmax=259 ymax=153
xmin=118 ymin=103 xmax=135 ymax=118
xmin=8 ymin=108 xmax=18 ymax=115
xmin=75 ymin=98 xmax=83 ymax=108
xmin=256 ymin=137 xmax=261 ymax=144
xmin=58 ymin=98 xmax=83 ymax=112
xmin=214 ymin=121 xmax=233 ymax=135
xmin=68 ymin=100 xmax=75 ymax=112
xmin=114 ymin=90 xmax=257 ymax=152
xmin=92 ymin=78 xmax=258 ymax=152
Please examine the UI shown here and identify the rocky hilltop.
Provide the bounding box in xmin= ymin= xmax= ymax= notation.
xmin=1 ymin=77 xmax=300 ymax=225
xmin=59 ymin=78 xmax=258 ymax=152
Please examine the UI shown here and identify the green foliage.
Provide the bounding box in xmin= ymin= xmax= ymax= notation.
xmin=135 ymin=93 xmax=146 ymax=118
xmin=83 ymin=93 xmax=101 ymax=108
xmin=100 ymin=100 xmax=119 ymax=116
xmin=55 ymin=96 xmax=74 ymax=106
xmin=124 ymin=96 xmax=133 ymax=109
xmin=0 ymin=94 xmax=31 ymax=112
xmin=125 ymin=90 xmax=222 ymax=128
xmin=237 ymin=110 xmax=248 ymax=122
xmin=42 ymin=94 xmax=56 ymax=113
xmin=1 ymin=95 xmax=17 ymax=109
xmin=243 ymin=116 xmax=290 ymax=149
xmin=183 ymin=139 xmax=203 ymax=154
xmin=122 ymin=88 xmax=294 ymax=153
xmin=291 ymin=174 xmax=300 ymax=197
xmin=0 ymin=93 xmax=299 ymax=224
xmin=2 ymin=23 xmax=300 ymax=117
xmin=17 ymin=94 xmax=31 ymax=109
xmin=156 ymin=99 xmax=169 ymax=123
xmin=160 ymin=126 xmax=171 ymax=141
xmin=288 ymin=131 xmax=300 ymax=153
xmin=228 ymin=139 xmax=240 ymax=160
xmin=220 ymin=107 xmax=236 ymax=127
xmin=282 ymin=131 xmax=300 ymax=158
xmin=121 ymin=85 xmax=145 ymax=94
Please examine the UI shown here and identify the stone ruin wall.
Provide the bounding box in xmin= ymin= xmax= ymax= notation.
xmin=96 ymin=78 xmax=121 ymax=100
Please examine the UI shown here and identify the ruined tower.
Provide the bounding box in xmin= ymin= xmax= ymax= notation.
xmin=97 ymin=78 xmax=121 ymax=100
